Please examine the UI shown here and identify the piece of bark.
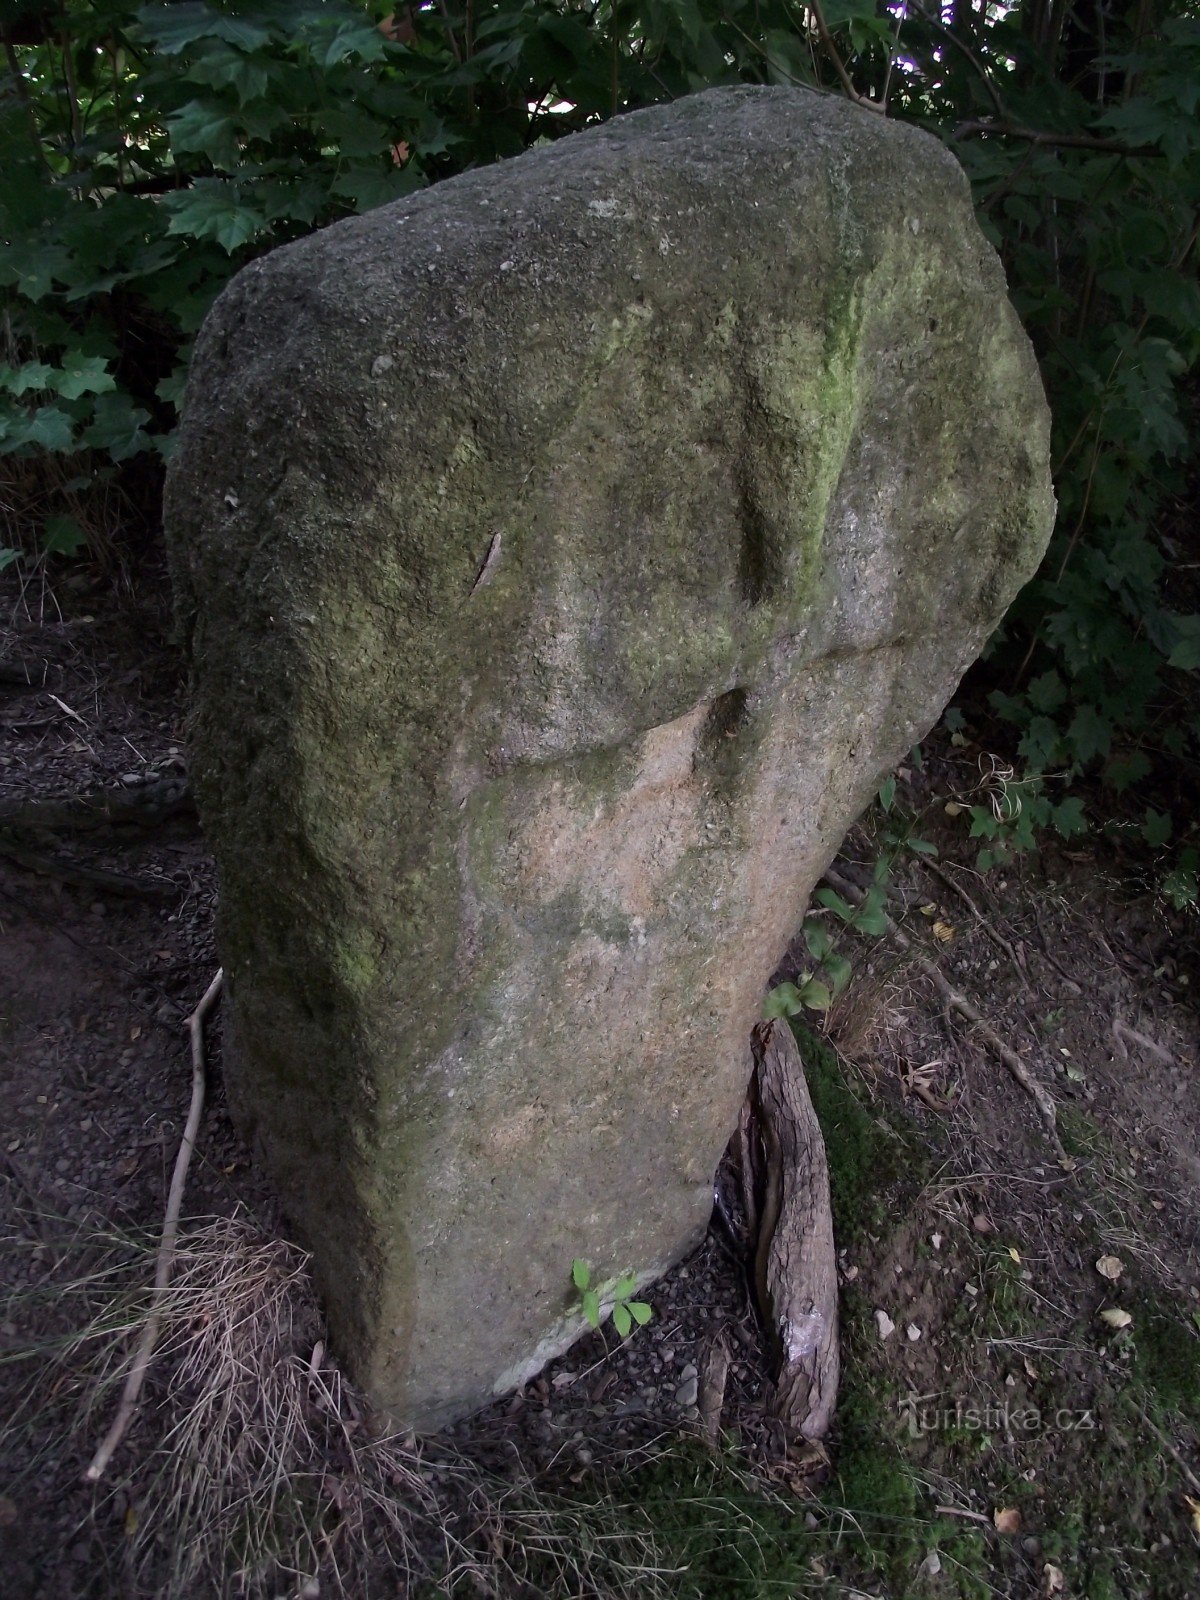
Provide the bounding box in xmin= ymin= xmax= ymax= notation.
xmin=751 ymin=1019 xmax=839 ymax=1440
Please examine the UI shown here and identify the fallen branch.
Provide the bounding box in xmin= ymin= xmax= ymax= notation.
xmin=0 ymin=775 xmax=196 ymax=834
xmin=84 ymin=967 xmax=224 ymax=1483
xmin=0 ymin=833 xmax=179 ymax=899
xmin=824 ymin=867 xmax=1070 ymax=1166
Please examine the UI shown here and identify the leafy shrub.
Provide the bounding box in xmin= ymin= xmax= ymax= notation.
xmin=2 ymin=0 xmax=1196 ymax=852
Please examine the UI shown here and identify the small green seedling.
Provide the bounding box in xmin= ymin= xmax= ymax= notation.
xmin=763 ymin=917 xmax=853 ymax=1018
xmin=571 ymin=1259 xmax=653 ymax=1339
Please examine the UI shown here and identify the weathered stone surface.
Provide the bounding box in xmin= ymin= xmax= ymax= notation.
xmin=165 ymin=86 xmax=1053 ymax=1430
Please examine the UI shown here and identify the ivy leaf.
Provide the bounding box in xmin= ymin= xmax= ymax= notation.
xmin=581 ymin=1288 xmax=600 ymax=1328
xmin=613 ymin=1274 xmax=637 ymax=1300
xmin=628 ymin=1300 xmax=653 ymax=1327
xmin=612 ymin=1302 xmax=632 ymax=1338
xmin=570 ymin=1258 xmax=590 ymax=1292
xmin=802 ymin=922 xmax=833 ymax=962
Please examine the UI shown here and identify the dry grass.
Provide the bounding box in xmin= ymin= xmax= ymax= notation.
xmin=1 ymin=1210 xmax=797 ymax=1600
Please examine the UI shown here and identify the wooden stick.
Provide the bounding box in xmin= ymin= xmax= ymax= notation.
xmin=824 ymin=867 xmax=1070 ymax=1167
xmin=84 ymin=968 xmax=224 ymax=1483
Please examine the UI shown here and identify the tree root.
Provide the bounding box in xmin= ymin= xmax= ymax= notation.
xmin=747 ymin=1020 xmax=839 ymax=1440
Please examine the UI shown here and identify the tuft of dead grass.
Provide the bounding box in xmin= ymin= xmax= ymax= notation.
xmin=1 ymin=1210 xmax=799 ymax=1600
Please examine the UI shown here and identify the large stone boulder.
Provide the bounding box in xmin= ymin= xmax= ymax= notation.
xmin=166 ymin=86 xmax=1053 ymax=1429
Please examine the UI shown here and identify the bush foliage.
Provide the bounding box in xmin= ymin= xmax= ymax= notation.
xmin=1 ymin=0 xmax=1197 ymax=859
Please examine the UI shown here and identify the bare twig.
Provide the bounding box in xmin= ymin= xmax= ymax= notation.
xmin=953 ymin=118 xmax=1158 ymax=156
xmin=934 ymin=1504 xmax=993 ymax=1525
xmin=823 ymin=867 xmax=1070 ymax=1165
xmin=83 ymin=968 xmax=225 ymax=1482
xmin=1135 ymin=1403 xmax=1200 ymax=1498
xmin=806 ymin=0 xmax=886 ymax=113
xmin=924 ymin=859 xmax=1031 ymax=990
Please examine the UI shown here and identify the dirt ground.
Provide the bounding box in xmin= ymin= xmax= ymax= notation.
xmin=1 ymin=571 xmax=1198 ymax=1600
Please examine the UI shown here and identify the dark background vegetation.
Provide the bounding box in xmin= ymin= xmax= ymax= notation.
xmin=2 ymin=0 xmax=1197 ymax=890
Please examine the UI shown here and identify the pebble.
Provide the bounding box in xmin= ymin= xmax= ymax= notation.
xmin=675 ymin=1374 xmax=699 ymax=1407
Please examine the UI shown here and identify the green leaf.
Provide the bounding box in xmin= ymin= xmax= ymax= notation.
xmin=1067 ymin=704 xmax=1112 ymax=766
xmin=571 ymin=1258 xmax=590 ymax=1292
xmin=330 ymin=164 xmax=424 ymax=214
xmin=0 ymin=362 xmax=55 ymax=395
xmin=53 ymin=355 xmax=116 ymax=402
xmin=81 ymin=393 xmax=152 ymax=461
xmin=1 ymin=406 xmax=76 ymax=453
xmin=167 ymin=99 xmax=242 ymax=170
xmin=1142 ymin=808 xmax=1172 ymax=849
xmin=1052 ymin=797 xmax=1087 ymax=839
xmin=612 ymin=1302 xmax=632 ymax=1338
xmin=969 ymin=807 xmax=999 ymax=840
xmin=813 ymin=887 xmax=854 ymax=923
xmin=163 ymin=183 xmax=267 ymax=252
xmin=140 ymin=2 xmax=273 ymax=55
xmin=307 ymin=16 xmax=388 ymax=69
xmin=763 ymin=982 xmax=803 ymax=1020
xmin=802 ymin=922 xmax=832 ymax=962
xmin=581 ymin=1288 xmax=600 ymax=1328
xmin=878 ymin=775 xmax=896 ymax=812
xmin=0 ymin=548 xmax=20 ymax=572
xmin=1104 ymin=751 xmax=1152 ymax=792
xmin=628 ymin=1300 xmax=653 ymax=1327
xmin=908 ymin=837 xmax=938 ymax=857
xmin=824 ymin=953 xmax=852 ymax=996
xmin=1027 ymin=670 xmax=1068 ymax=714
xmin=613 ymin=1274 xmax=637 ymax=1300
xmin=798 ymin=978 xmax=833 ymax=1012
xmin=42 ymin=514 xmax=88 ymax=557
